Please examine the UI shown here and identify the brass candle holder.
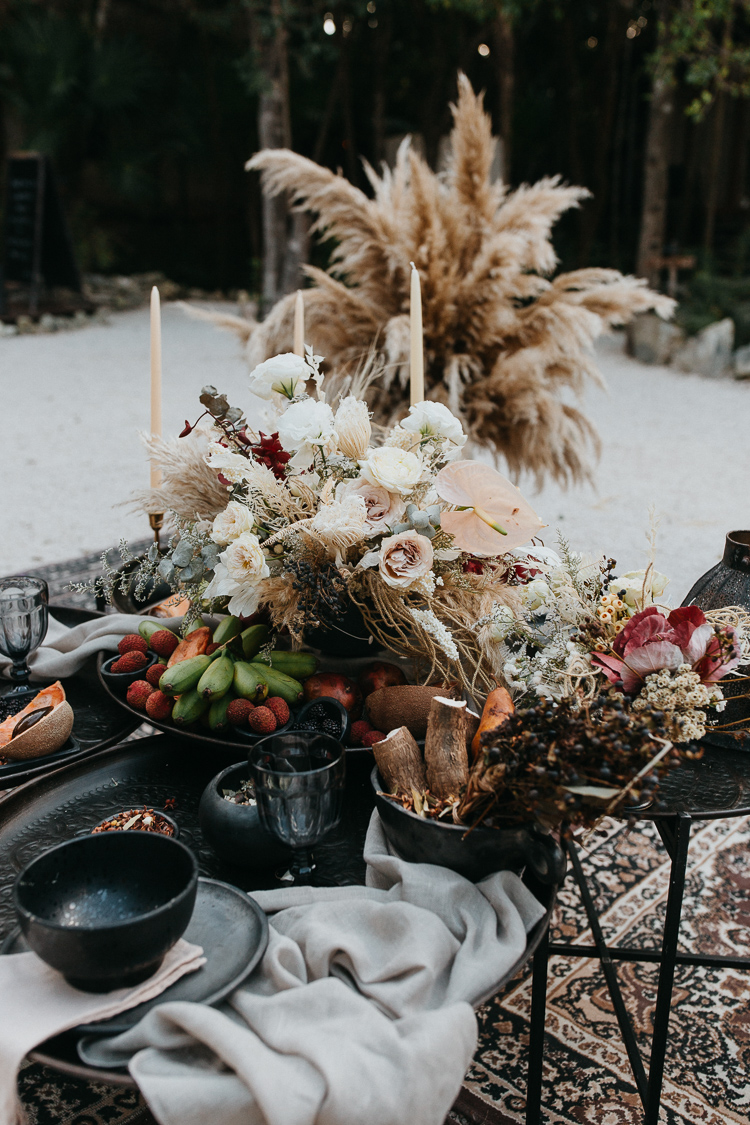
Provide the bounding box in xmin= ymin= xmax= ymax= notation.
xmin=149 ymin=512 xmax=164 ymax=549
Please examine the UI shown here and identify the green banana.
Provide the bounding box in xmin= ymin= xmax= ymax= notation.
xmin=197 ymin=655 xmax=234 ymax=700
xmin=212 ymin=615 xmax=244 ymax=646
xmin=250 ymin=664 xmax=303 ymax=706
xmin=233 ymin=660 xmax=268 ymax=703
xmin=240 ymin=624 xmax=270 ymax=661
xmin=138 ymin=620 xmax=164 ymax=641
xmin=254 ymin=650 xmax=318 ymax=679
xmin=158 ymin=654 xmax=213 ymax=697
xmin=172 ymin=688 xmax=209 ymax=726
xmin=208 ymin=691 xmax=236 ymax=732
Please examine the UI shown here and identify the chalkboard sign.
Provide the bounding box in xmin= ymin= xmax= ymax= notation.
xmin=3 ymin=153 xmax=81 ymax=307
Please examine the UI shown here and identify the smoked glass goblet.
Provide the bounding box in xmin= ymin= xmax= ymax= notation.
xmin=248 ymin=732 xmax=346 ymax=886
xmin=0 ymin=577 xmax=49 ymax=697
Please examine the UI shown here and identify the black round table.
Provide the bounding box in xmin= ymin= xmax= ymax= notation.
xmin=525 ymin=742 xmax=750 ymax=1125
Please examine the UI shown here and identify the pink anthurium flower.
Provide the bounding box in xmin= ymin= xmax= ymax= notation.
xmin=435 ymin=460 xmax=545 ymax=556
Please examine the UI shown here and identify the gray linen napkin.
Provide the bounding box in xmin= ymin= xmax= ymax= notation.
xmin=0 ymin=614 xmax=183 ymax=681
xmin=85 ymin=814 xmax=546 ymax=1125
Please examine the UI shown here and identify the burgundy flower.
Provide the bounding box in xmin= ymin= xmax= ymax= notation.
xmin=250 ymin=432 xmax=291 ymax=480
xmin=591 ymin=605 xmax=741 ymax=694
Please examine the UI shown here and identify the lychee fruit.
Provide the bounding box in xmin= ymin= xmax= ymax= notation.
xmin=350 ymin=719 xmax=373 ymax=746
xmin=362 ymin=730 xmax=386 ymax=748
xmin=111 ymin=651 xmax=148 ymax=674
xmin=145 ymin=662 xmax=165 ymax=688
xmin=146 ymin=690 xmax=174 ymax=721
xmin=265 ymin=697 xmax=290 ymax=726
xmin=149 ymin=629 xmax=179 ymax=658
xmin=205 ymin=642 xmax=221 ymax=655
xmin=126 ymin=680 xmax=155 ymax=710
xmin=247 ymin=706 xmax=277 ymax=734
xmin=118 ymin=634 xmax=148 ymax=656
xmin=227 ymin=698 xmax=255 ymax=726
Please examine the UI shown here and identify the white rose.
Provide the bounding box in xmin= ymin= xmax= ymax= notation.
xmin=248 ymin=353 xmax=310 ymax=401
xmin=378 ymin=529 xmax=434 ymax=589
xmin=202 ymin=532 xmax=270 ymax=617
xmin=211 ymin=501 xmax=255 ymax=546
xmin=359 ymin=446 xmax=422 ymax=495
xmin=334 ymin=396 xmax=372 ymax=459
xmin=521 ymin=578 xmax=550 ymax=612
xmin=276 ymin=399 xmax=337 ymax=469
xmin=612 ymin=569 xmax=669 ymax=609
xmin=400 ymin=401 xmax=467 ymax=455
xmin=339 ymin=478 xmax=406 ymax=537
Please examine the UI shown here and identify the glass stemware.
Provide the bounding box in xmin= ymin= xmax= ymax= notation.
xmin=248 ymin=732 xmax=346 ymax=886
xmin=0 ymin=577 xmax=49 ymax=697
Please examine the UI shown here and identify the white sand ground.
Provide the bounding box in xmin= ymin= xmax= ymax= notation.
xmin=1 ymin=304 xmax=749 ymax=604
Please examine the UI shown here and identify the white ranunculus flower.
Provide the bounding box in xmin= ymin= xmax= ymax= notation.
xmin=359 ymin=446 xmax=422 ymax=495
xmin=276 ymin=399 xmax=337 ymax=469
xmin=400 ymin=401 xmax=467 ymax=455
xmin=206 ymin=442 xmax=253 ymax=484
xmin=339 ymin=478 xmax=406 ymax=537
xmin=310 ymin=494 xmax=368 ymax=563
xmin=612 ymin=569 xmax=669 ymax=609
xmin=334 ymin=396 xmax=371 ymax=459
xmin=248 ymin=353 xmax=310 ymax=401
xmin=211 ymin=501 xmax=255 ymax=546
xmin=203 ymin=531 xmax=270 ymax=618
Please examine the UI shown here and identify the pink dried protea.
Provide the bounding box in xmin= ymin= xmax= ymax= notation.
xmin=592 ymin=605 xmax=741 ymax=694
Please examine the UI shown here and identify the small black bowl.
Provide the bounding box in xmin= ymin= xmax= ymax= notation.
xmin=14 ymin=832 xmax=198 ymax=992
xmin=372 ymin=768 xmax=566 ymax=885
xmin=199 ymin=762 xmax=290 ymax=869
xmin=89 ymin=808 xmax=180 ymax=839
xmin=100 ymin=652 xmax=158 ymax=689
xmin=293 ymin=697 xmax=351 ymax=744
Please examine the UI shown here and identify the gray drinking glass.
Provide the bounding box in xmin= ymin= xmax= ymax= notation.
xmin=0 ymin=577 xmax=49 ymax=697
xmin=248 ymin=732 xmax=346 ymax=885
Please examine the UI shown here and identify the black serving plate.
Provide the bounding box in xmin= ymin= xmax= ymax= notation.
xmin=0 ymin=732 xmax=555 ymax=1086
xmin=0 ymin=607 xmax=142 ymax=788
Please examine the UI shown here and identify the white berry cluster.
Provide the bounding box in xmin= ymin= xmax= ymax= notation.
xmin=632 ymin=664 xmax=725 ymax=742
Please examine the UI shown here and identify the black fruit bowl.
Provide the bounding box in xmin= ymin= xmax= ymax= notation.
xmin=293 ymin=697 xmax=351 ymax=744
xmin=14 ymin=832 xmax=198 ymax=991
xmin=233 ymin=714 xmax=295 ymax=743
xmin=371 ymin=768 xmax=566 ymax=885
xmin=100 ymin=653 xmax=159 ymax=689
xmin=198 ymin=762 xmax=290 ymax=869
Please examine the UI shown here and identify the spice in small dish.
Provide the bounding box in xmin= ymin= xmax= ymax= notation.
xmin=92 ymin=806 xmax=175 ymax=836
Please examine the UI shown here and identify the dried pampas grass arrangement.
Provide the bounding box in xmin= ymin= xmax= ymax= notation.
xmin=229 ymin=74 xmax=672 ymax=487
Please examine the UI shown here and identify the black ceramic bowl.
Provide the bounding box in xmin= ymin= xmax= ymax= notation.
xmin=199 ymin=762 xmax=291 ymax=869
xmin=100 ymin=652 xmax=158 ymax=689
xmin=14 ymin=832 xmax=198 ymax=991
xmin=293 ymin=697 xmax=351 ymax=744
xmin=233 ymin=715 xmax=295 ymax=743
xmin=371 ymin=768 xmax=565 ymax=885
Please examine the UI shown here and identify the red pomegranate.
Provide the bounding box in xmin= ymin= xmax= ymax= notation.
xmin=302 ymin=673 xmax=362 ymax=718
xmin=357 ymin=661 xmax=407 ymax=699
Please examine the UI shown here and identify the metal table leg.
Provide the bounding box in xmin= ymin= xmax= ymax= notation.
xmin=644 ymin=814 xmax=691 ymax=1125
xmin=525 ymin=921 xmax=550 ymax=1125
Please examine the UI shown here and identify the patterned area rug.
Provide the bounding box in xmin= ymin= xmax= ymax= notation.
xmin=11 ymin=555 xmax=750 ymax=1125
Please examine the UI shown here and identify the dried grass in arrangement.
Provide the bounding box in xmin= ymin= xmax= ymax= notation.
xmin=236 ymin=74 xmax=673 ymax=487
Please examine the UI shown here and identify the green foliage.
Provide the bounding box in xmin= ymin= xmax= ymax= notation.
xmin=653 ymin=0 xmax=750 ymax=117
xmin=677 ymin=270 xmax=750 ymax=344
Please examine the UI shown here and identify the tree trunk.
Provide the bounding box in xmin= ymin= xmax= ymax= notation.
xmin=703 ymin=90 xmax=726 ymax=256
xmin=249 ymin=0 xmax=306 ymax=314
xmin=491 ymin=8 xmax=514 ymax=181
xmin=636 ymin=75 xmax=674 ymax=285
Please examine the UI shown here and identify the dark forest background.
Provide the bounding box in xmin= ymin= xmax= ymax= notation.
xmin=2 ymin=0 xmax=750 ymax=337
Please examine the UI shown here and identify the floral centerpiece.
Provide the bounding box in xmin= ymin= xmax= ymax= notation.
xmin=119 ymin=348 xmax=544 ymax=697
